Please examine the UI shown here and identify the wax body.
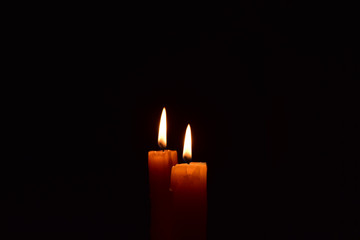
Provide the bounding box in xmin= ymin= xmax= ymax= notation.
xmin=170 ymin=162 xmax=207 ymax=240
xmin=148 ymin=150 xmax=178 ymax=240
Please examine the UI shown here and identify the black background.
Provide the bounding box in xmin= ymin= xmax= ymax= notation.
xmin=8 ymin=2 xmax=358 ymax=240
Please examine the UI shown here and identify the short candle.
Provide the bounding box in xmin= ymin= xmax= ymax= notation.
xmin=170 ymin=124 xmax=207 ymax=240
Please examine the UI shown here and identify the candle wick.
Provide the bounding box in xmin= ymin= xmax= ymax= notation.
xmin=158 ymin=144 xmax=166 ymax=151
xmin=183 ymin=157 xmax=191 ymax=164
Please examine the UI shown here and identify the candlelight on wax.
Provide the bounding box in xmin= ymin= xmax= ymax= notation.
xmin=171 ymin=124 xmax=207 ymax=240
xmin=148 ymin=107 xmax=178 ymax=240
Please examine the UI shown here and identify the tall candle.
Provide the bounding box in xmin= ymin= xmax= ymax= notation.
xmin=148 ymin=107 xmax=178 ymax=240
xmin=170 ymin=124 xmax=207 ymax=240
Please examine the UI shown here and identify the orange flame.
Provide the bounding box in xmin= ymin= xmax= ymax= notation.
xmin=182 ymin=124 xmax=192 ymax=161
xmin=158 ymin=107 xmax=167 ymax=148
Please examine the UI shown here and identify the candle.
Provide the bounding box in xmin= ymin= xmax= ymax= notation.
xmin=148 ymin=107 xmax=178 ymax=240
xmin=170 ymin=124 xmax=207 ymax=240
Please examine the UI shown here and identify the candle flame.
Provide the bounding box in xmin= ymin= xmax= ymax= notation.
xmin=158 ymin=107 xmax=167 ymax=148
xmin=182 ymin=124 xmax=192 ymax=162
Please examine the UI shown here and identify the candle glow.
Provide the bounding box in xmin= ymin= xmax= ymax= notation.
xmin=158 ymin=107 xmax=167 ymax=149
xmin=183 ymin=124 xmax=192 ymax=162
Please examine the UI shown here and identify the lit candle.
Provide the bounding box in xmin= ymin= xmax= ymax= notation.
xmin=170 ymin=124 xmax=207 ymax=240
xmin=148 ymin=107 xmax=178 ymax=240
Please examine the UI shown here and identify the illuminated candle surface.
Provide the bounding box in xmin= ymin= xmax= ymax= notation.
xmin=171 ymin=124 xmax=207 ymax=240
xmin=148 ymin=107 xmax=178 ymax=240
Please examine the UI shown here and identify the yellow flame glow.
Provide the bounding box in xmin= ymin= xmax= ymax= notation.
xmin=158 ymin=107 xmax=167 ymax=148
xmin=182 ymin=124 xmax=192 ymax=161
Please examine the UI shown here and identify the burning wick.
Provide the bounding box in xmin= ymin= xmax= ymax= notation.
xmin=182 ymin=124 xmax=192 ymax=164
xmin=158 ymin=107 xmax=167 ymax=150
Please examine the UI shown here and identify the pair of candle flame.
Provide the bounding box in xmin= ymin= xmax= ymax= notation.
xmin=158 ymin=107 xmax=192 ymax=161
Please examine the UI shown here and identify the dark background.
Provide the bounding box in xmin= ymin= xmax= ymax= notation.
xmin=8 ymin=2 xmax=358 ymax=240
